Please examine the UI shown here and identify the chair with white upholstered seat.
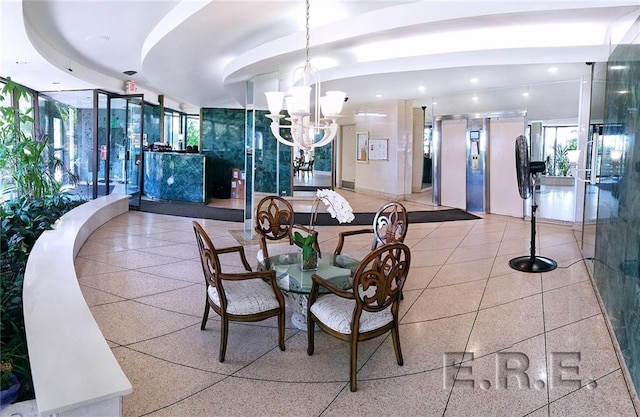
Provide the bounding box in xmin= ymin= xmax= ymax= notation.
xmin=193 ymin=221 xmax=286 ymax=362
xmin=307 ymin=242 xmax=411 ymax=391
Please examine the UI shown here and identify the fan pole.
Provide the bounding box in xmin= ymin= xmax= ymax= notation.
xmin=509 ymin=176 xmax=557 ymax=273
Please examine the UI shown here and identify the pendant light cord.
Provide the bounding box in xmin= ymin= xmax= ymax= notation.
xmin=305 ymin=0 xmax=310 ymax=67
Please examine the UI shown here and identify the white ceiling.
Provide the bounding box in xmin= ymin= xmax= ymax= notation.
xmin=2 ymin=0 xmax=639 ymax=122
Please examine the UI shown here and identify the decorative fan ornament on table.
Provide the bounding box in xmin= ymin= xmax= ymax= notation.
xmin=509 ymin=135 xmax=557 ymax=273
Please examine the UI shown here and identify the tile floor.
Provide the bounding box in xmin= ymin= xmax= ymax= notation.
xmin=75 ymin=191 xmax=639 ymax=417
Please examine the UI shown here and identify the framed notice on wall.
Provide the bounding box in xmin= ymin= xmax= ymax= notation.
xmin=356 ymin=132 xmax=369 ymax=162
xmin=369 ymin=139 xmax=388 ymax=160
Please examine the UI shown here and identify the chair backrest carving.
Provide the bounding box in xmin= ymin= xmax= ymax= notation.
xmin=353 ymin=242 xmax=410 ymax=313
xmin=193 ymin=221 xmax=221 ymax=288
xmin=371 ymin=202 xmax=408 ymax=250
xmin=255 ymin=196 xmax=295 ymax=243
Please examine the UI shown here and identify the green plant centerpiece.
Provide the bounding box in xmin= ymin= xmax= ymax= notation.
xmin=293 ymin=189 xmax=355 ymax=271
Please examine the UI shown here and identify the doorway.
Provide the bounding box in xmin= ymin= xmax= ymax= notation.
xmin=94 ymin=91 xmax=145 ymax=207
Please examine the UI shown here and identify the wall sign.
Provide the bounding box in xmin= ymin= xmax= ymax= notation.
xmin=369 ymin=139 xmax=388 ymax=160
xmin=356 ymin=132 xmax=369 ymax=162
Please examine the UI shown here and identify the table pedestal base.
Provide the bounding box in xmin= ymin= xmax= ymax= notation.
xmin=288 ymin=292 xmax=320 ymax=331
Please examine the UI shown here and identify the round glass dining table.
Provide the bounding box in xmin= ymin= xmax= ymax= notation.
xmin=258 ymin=252 xmax=359 ymax=330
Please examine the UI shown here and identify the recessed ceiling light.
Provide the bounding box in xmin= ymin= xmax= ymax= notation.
xmin=471 ymin=96 xmax=479 ymax=102
xmin=610 ymin=65 xmax=627 ymax=70
xmin=522 ymin=92 xmax=529 ymax=97
xmin=375 ymin=94 xmax=383 ymax=98
xmin=123 ymin=70 xmax=138 ymax=76
xmin=418 ymin=86 xmax=426 ymax=93
xmin=547 ymin=67 xmax=559 ymax=73
xmin=470 ymin=77 xmax=479 ymax=84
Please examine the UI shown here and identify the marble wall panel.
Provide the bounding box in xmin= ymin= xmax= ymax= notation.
xmin=593 ymin=36 xmax=640 ymax=396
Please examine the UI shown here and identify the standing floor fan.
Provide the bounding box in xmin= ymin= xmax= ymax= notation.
xmin=509 ymin=135 xmax=557 ymax=273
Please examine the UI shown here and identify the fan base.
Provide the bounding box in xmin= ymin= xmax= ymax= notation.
xmin=509 ymin=256 xmax=557 ymax=273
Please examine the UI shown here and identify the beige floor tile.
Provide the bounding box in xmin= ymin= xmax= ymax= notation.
xmin=404 ymin=265 xmax=440 ymax=291
xmin=113 ymin=346 xmax=223 ymax=417
xmin=146 ymin=229 xmax=202 ymax=244
xmin=480 ymin=271 xmax=542 ymax=309
xmin=402 ymin=279 xmax=487 ymax=322
xmin=360 ymin=313 xmax=475 ymax=378
xmin=74 ymin=257 xmax=126 ymax=276
xmin=541 ymin=242 xmax=583 ymax=266
xmin=128 ymin=321 xmax=290 ymax=374
xmin=136 ymin=242 xmax=200 ymax=260
xmin=428 ymin=224 xmax=474 ymax=238
xmin=497 ymin=237 xmax=531 ymax=257
xmin=491 ymin=253 xmax=527 ymax=277
xmin=85 ymin=226 xmax=128 ymax=240
xmin=135 ymin=283 xmax=205 ymax=317
xmin=78 ymin=269 xmax=192 ymax=299
xmin=323 ymin=370 xmax=449 ymax=417
xmin=445 ymin=335 xmax=548 ymax=417
xmin=542 ymin=261 xmax=591 ymax=292
xmin=411 ymin=246 xmax=456 ymax=267
xmin=137 ymin=259 xmax=203 ymax=283
xmin=147 ymin=377 xmax=345 ymax=417
xmin=76 ymin=239 xmax=127 ymax=256
xmin=545 ymin=315 xmax=621 ymax=401
xmin=90 ymin=234 xmax=175 ymax=250
xmin=543 ymin=280 xmax=601 ymax=331
xmin=429 ymin=258 xmax=494 ymax=288
xmin=234 ymin=329 xmax=383 ymax=383
xmin=79 ymin=285 xmax=126 ymax=306
xmin=459 ymin=230 xmax=505 ymax=247
xmin=82 ymin=249 xmax=182 ymax=269
xmin=467 ymin=294 xmax=544 ymax=358
xmin=90 ymin=300 xmax=199 ymax=345
xmin=549 ymin=370 xmax=637 ymax=417
xmin=448 ymin=242 xmax=500 ymax=264
xmin=418 ymin=234 xmax=466 ymax=250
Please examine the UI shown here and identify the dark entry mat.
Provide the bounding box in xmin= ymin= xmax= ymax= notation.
xmin=139 ymin=200 xmax=480 ymax=225
xmin=295 ymin=208 xmax=481 ymax=226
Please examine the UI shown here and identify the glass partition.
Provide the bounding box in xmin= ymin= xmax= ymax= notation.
xmin=38 ymin=90 xmax=94 ymax=199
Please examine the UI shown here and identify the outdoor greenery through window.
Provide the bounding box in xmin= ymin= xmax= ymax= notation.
xmin=543 ymin=125 xmax=578 ymax=177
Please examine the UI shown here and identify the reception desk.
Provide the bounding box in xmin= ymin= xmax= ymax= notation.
xmin=144 ymin=151 xmax=206 ymax=202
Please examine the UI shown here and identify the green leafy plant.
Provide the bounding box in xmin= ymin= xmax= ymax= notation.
xmin=0 ymin=78 xmax=78 ymax=200
xmin=0 ymin=77 xmax=85 ymax=403
xmin=0 ymin=194 xmax=83 ymax=402
xmin=293 ymin=231 xmax=316 ymax=261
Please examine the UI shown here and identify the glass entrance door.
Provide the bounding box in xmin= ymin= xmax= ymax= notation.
xmin=93 ymin=92 xmax=144 ymax=206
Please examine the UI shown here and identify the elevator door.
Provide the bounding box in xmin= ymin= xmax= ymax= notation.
xmin=466 ymin=121 xmax=486 ymax=213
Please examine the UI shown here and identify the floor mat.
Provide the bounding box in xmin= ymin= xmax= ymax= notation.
xmin=296 ymin=208 xmax=481 ymax=226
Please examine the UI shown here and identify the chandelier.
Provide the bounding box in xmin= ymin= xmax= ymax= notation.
xmin=264 ymin=0 xmax=346 ymax=151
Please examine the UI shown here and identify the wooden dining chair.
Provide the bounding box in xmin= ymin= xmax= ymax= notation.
xmin=307 ymin=242 xmax=411 ymax=391
xmin=254 ymin=195 xmax=320 ymax=262
xmin=333 ymin=201 xmax=408 ymax=259
xmin=193 ymin=221 xmax=286 ymax=362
